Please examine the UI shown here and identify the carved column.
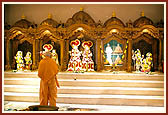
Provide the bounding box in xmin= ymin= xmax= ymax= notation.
xmin=60 ymin=39 xmax=65 ymax=71
xmin=96 ymin=38 xmax=101 ymax=72
xmin=158 ymin=39 xmax=163 ymax=71
xmin=5 ymin=39 xmax=11 ymax=70
xmin=11 ymin=40 xmax=18 ymax=69
xmin=32 ymin=40 xmax=37 ymax=70
xmin=36 ymin=39 xmax=40 ymax=67
xmin=127 ymin=39 xmax=132 ymax=72
xmin=66 ymin=39 xmax=69 ymax=69
xmin=153 ymin=40 xmax=157 ymax=71
xmin=39 ymin=39 xmax=43 ymax=61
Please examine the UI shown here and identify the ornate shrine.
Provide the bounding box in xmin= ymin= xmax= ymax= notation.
xmin=4 ymin=8 xmax=164 ymax=72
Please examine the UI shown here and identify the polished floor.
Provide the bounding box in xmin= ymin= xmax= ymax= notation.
xmin=3 ymin=101 xmax=166 ymax=113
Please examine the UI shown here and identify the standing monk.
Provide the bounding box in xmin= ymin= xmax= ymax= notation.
xmin=38 ymin=51 xmax=60 ymax=106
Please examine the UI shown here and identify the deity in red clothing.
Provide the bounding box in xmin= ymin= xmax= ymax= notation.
xmin=67 ymin=39 xmax=82 ymax=72
xmin=81 ymin=41 xmax=94 ymax=72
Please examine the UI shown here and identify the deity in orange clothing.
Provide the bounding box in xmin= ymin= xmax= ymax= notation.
xmin=38 ymin=51 xmax=60 ymax=106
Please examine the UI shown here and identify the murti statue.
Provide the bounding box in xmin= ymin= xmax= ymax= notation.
xmin=24 ymin=51 xmax=32 ymax=70
xmin=114 ymin=44 xmax=123 ymax=54
xmin=40 ymin=44 xmax=53 ymax=59
xmin=52 ymin=49 xmax=59 ymax=66
xmin=67 ymin=39 xmax=82 ymax=72
xmin=145 ymin=52 xmax=153 ymax=73
xmin=81 ymin=41 xmax=94 ymax=72
xmin=135 ymin=49 xmax=141 ymax=72
xmin=141 ymin=59 xmax=151 ymax=73
xmin=14 ymin=51 xmax=24 ymax=71
xmin=105 ymin=43 xmax=113 ymax=65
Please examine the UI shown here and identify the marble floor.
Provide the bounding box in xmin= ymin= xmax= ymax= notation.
xmin=3 ymin=101 xmax=166 ymax=113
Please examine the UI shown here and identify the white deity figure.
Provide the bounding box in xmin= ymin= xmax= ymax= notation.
xmin=24 ymin=51 xmax=32 ymax=70
xmin=105 ymin=43 xmax=113 ymax=65
xmin=14 ymin=51 xmax=24 ymax=71
xmin=40 ymin=44 xmax=53 ymax=59
xmin=67 ymin=39 xmax=82 ymax=72
xmin=81 ymin=41 xmax=94 ymax=72
xmin=52 ymin=49 xmax=59 ymax=66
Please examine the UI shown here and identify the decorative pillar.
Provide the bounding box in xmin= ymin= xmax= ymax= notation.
xmin=60 ymin=39 xmax=65 ymax=71
xmin=39 ymin=39 xmax=43 ymax=61
xmin=66 ymin=40 xmax=69 ymax=69
xmin=153 ymin=40 xmax=157 ymax=71
xmin=5 ymin=39 xmax=11 ymax=70
xmin=127 ymin=39 xmax=132 ymax=72
xmin=158 ymin=39 xmax=163 ymax=71
xmin=36 ymin=39 xmax=40 ymax=67
xmin=11 ymin=40 xmax=18 ymax=69
xmin=96 ymin=39 xmax=101 ymax=72
xmin=32 ymin=40 xmax=37 ymax=70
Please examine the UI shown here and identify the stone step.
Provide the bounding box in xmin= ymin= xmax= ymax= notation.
xmin=4 ymin=78 xmax=164 ymax=88
xmin=4 ymin=85 xmax=164 ymax=96
xmin=4 ymin=72 xmax=164 ymax=81
xmin=4 ymin=92 xmax=164 ymax=107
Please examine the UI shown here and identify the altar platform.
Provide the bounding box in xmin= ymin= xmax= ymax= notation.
xmin=3 ymin=71 xmax=165 ymax=112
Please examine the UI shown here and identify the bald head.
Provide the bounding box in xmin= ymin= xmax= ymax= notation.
xmin=44 ymin=51 xmax=52 ymax=57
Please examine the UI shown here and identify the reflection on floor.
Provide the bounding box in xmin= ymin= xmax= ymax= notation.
xmin=4 ymin=101 xmax=165 ymax=113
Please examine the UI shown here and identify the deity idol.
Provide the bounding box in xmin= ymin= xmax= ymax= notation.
xmin=135 ymin=49 xmax=141 ymax=72
xmin=105 ymin=43 xmax=113 ymax=65
xmin=14 ymin=51 xmax=24 ymax=71
xmin=114 ymin=44 xmax=123 ymax=54
xmin=81 ymin=41 xmax=94 ymax=72
xmin=67 ymin=39 xmax=82 ymax=72
xmin=40 ymin=44 xmax=53 ymax=59
xmin=145 ymin=52 xmax=153 ymax=72
xmin=52 ymin=49 xmax=59 ymax=66
xmin=141 ymin=59 xmax=151 ymax=73
xmin=24 ymin=51 xmax=32 ymax=70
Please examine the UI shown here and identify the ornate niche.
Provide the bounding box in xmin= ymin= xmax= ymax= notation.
xmin=102 ymin=12 xmax=126 ymax=71
xmin=102 ymin=35 xmax=127 ymax=71
xmin=132 ymin=34 xmax=159 ymax=71
xmin=132 ymin=12 xmax=160 ymax=71
xmin=65 ymin=29 xmax=97 ymax=71
xmin=37 ymin=14 xmax=61 ymax=65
